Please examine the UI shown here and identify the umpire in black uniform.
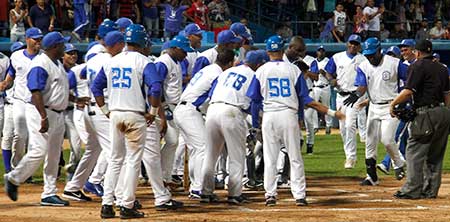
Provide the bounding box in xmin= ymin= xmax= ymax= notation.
xmin=389 ymin=39 xmax=450 ymax=199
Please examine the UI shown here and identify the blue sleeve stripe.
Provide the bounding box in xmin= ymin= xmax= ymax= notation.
xmin=324 ymin=57 xmax=336 ymax=76
xmin=192 ymin=56 xmax=210 ymax=78
xmin=7 ymin=63 xmax=16 ymax=78
xmin=310 ymin=60 xmax=319 ymax=74
xmin=155 ymin=62 xmax=169 ymax=80
xmin=68 ymin=70 xmax=77 ymax=90
xmin=208 ymin=78 xmax=218 ymax=98
xmin=246 ymin=76 xmax=263 ymax=101
xmin=27 ymin=67 xmax=49 ymax=91
xmin=192 ymin=90 xmax=209 ymax=107
xmin=91 ymin=67 xmax=107 ymax=97
xmin=355 ymin=67 xmax=368 ymax=87
xmin=80 ymin=66 xmax=87 ymax=79
xmin=397 ymin=60 xmax=408 ymax=81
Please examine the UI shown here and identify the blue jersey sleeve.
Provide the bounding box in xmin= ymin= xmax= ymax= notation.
xmin=295 ymin=73 xmax=314 ymax=120
xmin=27 ymin=67 xmax=49 ymax=91
xmin=8 ymin=63 xmax=16 ymax=78
xmin=90 ymin=67 xmax=107 ymax=97
xmin=80 ymin=66 xmax=87 ymax=79
xmin=246 ymin=76 xmax=264 ymax=128
xmin=310 ymin=60 xmax=319 ymax=74
xmin=67 ymin=70 xmax=77 ymax=90
xmin=324 ymin=57 xmax=336 ymax=76
xmin=86 ymin=53 xmax=97 ymax=62
xmin=149 ymin=62 xmax=168 ymax=97
xmin=355 ymin=67 xmax=367 ymax=87
xmin=143 ymin=62 xmax=158 ymax=95
xmin=397 ymin=60 xmax=409 ymax=81
xmin=192 ymin=56 xmax=210 ymax=77
xmin=208 ymin=77 xmax=218 ymax=98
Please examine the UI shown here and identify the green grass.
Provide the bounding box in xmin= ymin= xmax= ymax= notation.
xmin=0 ymin=135 xmax=449 ymax=184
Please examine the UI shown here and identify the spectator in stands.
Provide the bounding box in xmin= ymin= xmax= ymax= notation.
xmin=0 ymin=0 xmax=7 ymax=37
xmin=91 ymin=0 xmax=106 ymax=28
xmin=363 ymin=0 xmax=384 ymax=38
xmin=343 ymin=0 xmax=356 ymax=20
xmin=304 ymin=0 xmax=319 ymax=21
xmin=208 ymin=0 xmax=230 ymax=32
xmin=379 ymin=23 xmax=389 ymax=41
xmin=353 ymin=5 xmax=367 ymax=39
xmin=72 ymin=0 xmax=89 ymax=42
xmin=319 ymin=15 xmax=334 ymax=43
xmin=444 ymin=22 xmax=450 ymax=40
xmin=414 ymin=2 xmax=424 ymax=21
xmin=389 ymin=23 xmax=408 ymax=39
xmin=415 ymin=19 xmax=429 ymax=41
xmin=117 ymin=0 xmax=141 ymax=23
xmin=163 ymin=0 xmax=189 ymax=41
xmin=429 ymin=20 xmax=445 ymax=39
xmin=396 ymin=0 xmax=406 ymax=30
xmin=186 ymin=0 xmax=210 ymax=30
xmin=10 ymin=0 xmax=27 ymax=42
xmin=276 ymin=21 xmax=293 ymax=40
xmin=332 ymin=3 xmax=346 ymax=43
xmin=142 ymin=0 xmax=160 ymax=38
xmin=27 ymin=0 xmax=55 ymax=34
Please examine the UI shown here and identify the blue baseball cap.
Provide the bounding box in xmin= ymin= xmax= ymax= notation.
xmin=64 ymin=43 xmax=77 ymax=53
xmin=104 ymin=31 xmax=124 ymax=47
xmin=433 ymin=52 xmax=440 ymax=59
xmin=245 ymin=49 xmax=269 ymax=65
xmin=317 ymin=45 xmax=325 ymax=51
xmin=169 ymin=35 xmax=194 ymax=52
xmin=184 ymin=23 xmax=203 ymax=36
xmin=10 ymin=41 xmax=26 ymax=52
xmin=42 ymin=32 xmax=70 ymax=49
xmin=230 ymin=22 xmax=252 ymax=40
xmin=347 ymin=34 xmax=361 ymax=44
xmin=98 ymin=19 xmax=119 ymax=38
xmin=115 ymin=17 xmax=133 ymax=29
xmin=362 ymin=37 xmax=381 ymax=55
xmin=386 ymin=46 xmax=401 ymax=57
xmin=161 ymin=41 xmax=171 ymax=51
xmin=25 ymin=27 xmax=43 ymax=39
xmin=265 ymin=35 xmax=284 ymax=52
xmin=217 ymin=30 xmax=242 ymax=44
xmin=381 ymin=48 xmax=387 ymax=55
xmin=398 ymin=39 xmax=415 ymax=48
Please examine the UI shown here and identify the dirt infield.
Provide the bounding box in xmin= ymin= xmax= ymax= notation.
xmin=2 ymin=175 xmax=450 ymax=222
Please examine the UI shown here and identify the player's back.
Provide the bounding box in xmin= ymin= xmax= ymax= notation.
xmin=86 ymin=52 xmax=112 ymax=82
xmin=104 ymin=51 xmax=150 ymax=113
xmin=180 ymin=63 xmax=223 ymax=106
xmin=256 ymin=60 xmax=300 ymax=112
xmin=70 ymin=63 xmax=89 ymax=98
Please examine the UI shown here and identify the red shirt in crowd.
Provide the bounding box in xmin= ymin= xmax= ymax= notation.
xmin=186 ymin=1 xmax=209 ymax=30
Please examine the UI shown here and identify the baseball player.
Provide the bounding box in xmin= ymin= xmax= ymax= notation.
xmin=230 ymin=22 xmax=254 ymax=63
xmin=116 ymin=17 xmax=134 ymax=33
xmin=324 ymin=34 xmax=367 ymax=169
xmin=200 ymin=50 xmax=267 ymax=204
xmin=0 ymin=28 xmax=43 ymax=175
xmin=84 ymin=19 xmax=118 ymax=62
xmin=346 ymin=37 xmax=407 ymax=185
xmin=174 ymin=48 xmax=235 ymax=198
xmin=92 ymin=24 xmax=150 ymax=219
xmin=247 ymin=35 xmax=344 ymax=206
xmin=0 ymin=45 xmax=11 ymax=172
xmin=4 ymin=31 xmax=70 ymax=206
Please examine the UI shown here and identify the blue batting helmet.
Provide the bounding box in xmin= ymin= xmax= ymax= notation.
xmin=98 ymin=19 xmax=119 ymax=38
xmin=124 ymin=24 xmax=148 ymax=48
xmin=265 ymin=35 xmax=284 ymax=52
xmin=362 ymin=37 xmax=381 ymax=55
xmin=386 ymin=46 xmax=401 ymax=57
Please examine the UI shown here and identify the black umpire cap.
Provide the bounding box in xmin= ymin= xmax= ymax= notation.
xmin=415 ymin=40 xmax=432 ymax=53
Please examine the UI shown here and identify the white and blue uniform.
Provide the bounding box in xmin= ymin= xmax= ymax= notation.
xmin=247 ymin=60 xmax=313 ymax=200
xmin=0 ymin=53 xmax=12 ymax=169
xmin=85 ymin=42 xmax=106 ymax=62
xmin=355 ymin=55 xmax=407 ymax=174
xmin=173 ymin=63 xmax=224 ymax=192
xmin=191 ymin=47 xmax=219 ymax=76
xmin=6 ymin=53 xmax=70 ymax=199
xmin=310 ymin=57 xmax=332 ymax=128
xmin=324 ymin=51 xmax=367 ymax=163
xmin=91 ymin=50 xmax=152 ymax=209
xmin=201 ymin=64 xmax=255 ymax=197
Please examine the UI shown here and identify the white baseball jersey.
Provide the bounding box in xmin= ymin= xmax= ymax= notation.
xmin=103 ymin=51 xmax=151 ymax=113
xmin=210 ymin=64 xmax=256 ymax=110
xmin=155 ymin=53 xmax=182 ymax=104
xmin=186 ymin=51 xmax=199 ymax=75
xmin=180 ymin=63 xmax=223 ymax=106
xmin=363 ymin=6 xmax=381 ymax=31
xmin=0 ymin=53 xmax=10 ymax=107
xmin=326 ymin=51 xmax=366 ymax=92
xmin=71 ymin=63 xmax=89 ymax=98
xmin=356 ymin=55 xmax=404 ymax=103
xmin=28 ymin=53 xmax=69 ymax=111
xmin=333 ymin=10 xmax=346 ymax=33
xmin=9 ymin=49 xmax=40 ymax=102
xmin=313 ymin=57 xmax=330 ymax=86
xmin=283 ymin=54 xmax=316 ymax=89
xmin=86 ymin=52 xmax=112 ymax=102
xmin=192 ymin=46 xmax=218 ymax=75
xmin=85 ymin=42 xmax=106 ymax=61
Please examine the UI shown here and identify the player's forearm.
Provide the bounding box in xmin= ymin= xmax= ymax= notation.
xmin=148 ymin=95 xmax=161 ymax=109
xmin=307 ymin=101 xmax=329 ymax=114
xmin=356 ymin=86 xmax=367 ymax=96
xmin=94 ymin=96 xmax=105 ymax=107
xmin=391 ymin=89 xmax=413 ymax=108
xmin=31 ymin=91 xmax=47 ymax=119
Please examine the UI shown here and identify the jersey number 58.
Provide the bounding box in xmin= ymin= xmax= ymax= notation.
xmin=268 ymin=77 xmax=291 ymax=97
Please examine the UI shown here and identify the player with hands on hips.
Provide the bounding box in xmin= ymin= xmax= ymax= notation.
xmin=247 ymin=35 xmax=344 ymax=207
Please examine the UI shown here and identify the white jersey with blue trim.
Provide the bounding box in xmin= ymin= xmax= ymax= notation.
xmin=357 ymin=55 xmax=401 ymax=103
xmin=9 ymin=49 xmax=40 ymax=102
xmin=0 ymin=53 xmax=9 ymax=106
xmin=330 ymin=51 xmax=366 ymax=92
xmin=197 ymin=47 xmax=218 ymax=67
xmin=104 ymin=51 xmax=150 ymax=113
xmin=283 ymin=54 xmax=316 ymax=89
xmin=210 ymin=64 xmax=256 ymax=110
xmin=85 ymin=43 xmax=106 ymax=61
xmin=86 ymin=52 xmax=112 ymax=102
xmin=155 ymin=53 xmax=182 ymax=104
xmin=186 ymin=51 xmax=199 ymax=75
xmin=30 ymin=53 xmax=69 ymax=110
xmin=71 ymin=63 xmax=89 ymax=98
xmin=255 ymin=60 xmax=301 ymax=112
xmin=313 ymin=57 xmax=330 ymax=86
xmin=180 ymin=63 xmax=222 ymax=106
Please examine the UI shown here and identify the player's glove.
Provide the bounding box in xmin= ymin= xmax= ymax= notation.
xmin=392 ymin=102 xmax=416 ymax=122
xmin=343 ymin=92 xmax=361 ymax=107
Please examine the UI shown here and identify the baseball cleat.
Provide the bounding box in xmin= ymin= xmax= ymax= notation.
xmin=4 ymin=174 xmax=18 ymax=201
xmin=62 ymin=190 xmax=92 ymax=201
xmin=227 ymin=195 xmax=250 ymax=205
xmin=394 ymin=167 xmax=406 ymax=180
xmin=306 ymin=144 xmax=314 ymax=155
xmin=189 ymin=190 xmax=201 ymax=199
xmin=344 ymin=159 xmax=356 ymax=169
xmin=360 ymin=176 xmax=379 ymax=186
xmin=120 ymin=206 xmax=144 ymax=219
xmin=200 ymin=194 xmax=220 ymax=204
xmin=171 ymin=175 xmax=183 ymax=185
xmin=133 ymin=199 xmax=143 ymax=210
xmin=40 ymin=195 xmax=70 ymax=206
xmin=83 ymin=181 xmax=104 ymax=197
xmin=101 ymin=205 xmax=115 ymax=219
xmin=265 ymin=196 xmax=276 ymax=206
xmin=393 ymin=191 xmax=420 ymax=199
xmin=376 ymin=163 xmax=390 ymax=175
xmin=155 ymin=199 xmax=184 ymax=211
xmin=295 ymin=198 xmax=308 ymax=206
xmin=325 ymin=126 xmax=331 ymax=135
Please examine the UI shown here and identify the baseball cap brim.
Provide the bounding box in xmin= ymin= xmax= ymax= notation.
xmin=180 ymin=45 xmax=195 ymax=53
xmin=362 ymin=48 xmax=377 ymax=55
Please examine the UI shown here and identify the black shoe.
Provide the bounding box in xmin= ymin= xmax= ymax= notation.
xmin=306 ymin=144 xmax=313 ymax=155
xmin=4 ymin=174 xmax=18 ymax=201
xmin=171 ymin=175 xmax=183 ymax=185
xmin=133 ymin=199 xmax=142 ymax=210
xmin=200 ymin=194 xmax=220 ymax=204
xmin=101 ymin=205 xmax=115 ymax=219
xmin=214 ymin=178 xmax=225 ymax=189
xmin=62 ymin=190 xmax=92 ymax=201
xmin=296 ymin=198 xmax=308 ymax=206
xmin=265 ymin=196 xmax=276 ymax=206
xmin=360 ymin=176 xmax=379 ymax=186
xmin=155 ymin=199 xmax=184 ymax=211
xmin=25 ymin=176 xmax=33 ymax=184
xmin=120 ymin=206 xmax=144 ymax=219
xmin=40 ymin=195 xmax=70 ymax=206
xmin=227 ymin=195 xmax=250 ymax=205
xmin=393 ymin=191 xmax=421 ymax=199
xmin=394 ymin=167 xmax=406 ymax=180
xmin=325 ymin=126 xmax=331 ymax=135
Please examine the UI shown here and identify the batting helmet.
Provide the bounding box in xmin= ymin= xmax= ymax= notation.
xmin=362 ymin=37 xmax=381 ymax=55
xmin=124 ymin=24 xmax=148 ymax=48
xmin=169 ymin=35 xmax=194 ymax=53
xmin=115 ymin=17 xmax=133 ymax=30
xmin=386 ymin=46 xmax=401 ymax=57
xmin=265 ymin=35 xmax=284 ymax=52
xmin=393 ymin=101 xmax=416 ymax=122
xmin=98 ymin=19 xmax=119 ymax=38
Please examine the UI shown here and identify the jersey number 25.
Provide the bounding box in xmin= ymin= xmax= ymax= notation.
xmin=112 ymin=67 xmax=132 ymax=88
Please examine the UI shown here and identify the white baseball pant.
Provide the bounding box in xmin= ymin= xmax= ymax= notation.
xmin=64 ymin=109 xmax=82 ymax=169
xmin=172 ymin=134 xmax=187 ymax=177
xmin=102 ymin=111 xmax=146 ymax=209
xmin=365 ymin=103 xmax=405 ymax=168
xmin=2 ymin=103 xmax=18 ymax=166
xmin=161 ymin=104 xmax=179 ymax=182
xmin=174 ymin=103 xmax=206 ymax=192
xmin=87 ymin=105 xmax=110 ymax=184
xmin=358 ymin=107 xmax=367 ymax=141
xmin=263 ymin=109 xmax=306 ymax=200
xmin=6 ymin=104 xmax=65 ymax=199
xmin=313 ymin=86 xmax=333 ymax=127
xmin=201 ymin=103 xmax=247 ymax=197
xmin=12 ymin=99 xmax=28 ymax=165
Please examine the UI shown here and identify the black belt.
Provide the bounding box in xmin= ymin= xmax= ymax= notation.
xmin=314 ymin=84 xmax=329 ymax=88
xmin=372 ymin=101 xmax=392 ymax=105
xmin=180 ymin=101 xmax=201 ymax=113
xmin=308 ymin=89 xmax=313 ymax=92
xmin=338 ymin=91 xmax=355 ymax=96
xmin=90 ymin=102 xmax=96 ymax=106
xmin=45 ymin=106 xmax=63 ymax=113
xmin=66 ymin=106 xmax=74 ymax=111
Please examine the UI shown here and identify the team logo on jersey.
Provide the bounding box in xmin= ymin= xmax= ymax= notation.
xmin=382 ymin=71 xmax=391 ymax=81
xmin=338 ymin=65 xmax=344 ymax=70
xmin=16 ymin=66 xmax=22 ymax=71
xmin=126 ymin=31 xmax=132 ymax=36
